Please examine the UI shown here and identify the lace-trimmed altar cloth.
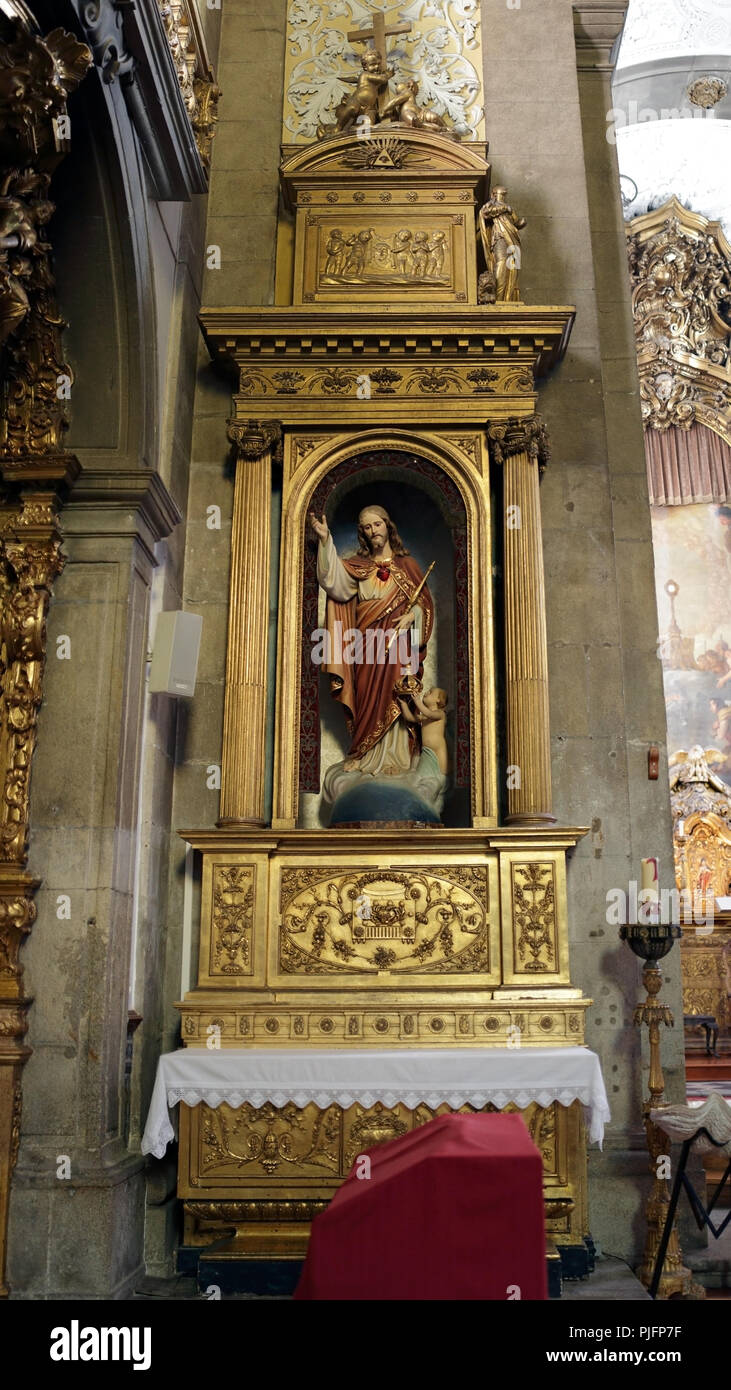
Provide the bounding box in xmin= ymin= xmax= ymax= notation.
xmin=141 ymin=1046 xmax=611 ymax=1160
xmin=650 ymin=1092 xmax=731 ymax=1156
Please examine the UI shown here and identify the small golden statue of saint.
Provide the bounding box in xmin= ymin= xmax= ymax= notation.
xmin=477 ymin=187 xmax=527 ymax=303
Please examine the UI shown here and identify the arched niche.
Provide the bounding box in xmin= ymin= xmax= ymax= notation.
xmin=49 ymin=49 xmax=157 ymax=467
xmin=273 ymin=431 xmax=497 ymax=830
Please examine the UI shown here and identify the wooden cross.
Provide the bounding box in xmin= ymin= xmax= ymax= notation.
xmin=347 ymin=8 xmax=412 ymax=73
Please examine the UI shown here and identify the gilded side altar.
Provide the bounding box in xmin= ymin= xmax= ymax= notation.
xmin=183 ymin=31 xmax=593 ymax=1267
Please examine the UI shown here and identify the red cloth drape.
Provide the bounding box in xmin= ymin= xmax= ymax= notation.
xmin=646 ymin=422 xmax=731 ymax=505
xmin=294 ymin=1112 xmax=547 ymax=1301
xmin=324 ymin=554 xmax=434 ymax=760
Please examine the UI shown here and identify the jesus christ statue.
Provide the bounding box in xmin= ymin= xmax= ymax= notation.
xmin=309 ymin=505 xmax=435 ymax=808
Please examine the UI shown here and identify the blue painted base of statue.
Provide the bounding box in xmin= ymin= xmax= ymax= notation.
xmin=326 ymin=748 xmax=447 ymax=827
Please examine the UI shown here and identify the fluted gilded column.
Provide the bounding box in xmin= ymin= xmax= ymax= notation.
xmin=488 ymin=417 xmax=555 ymax=825
xmin=219 ymin=419 xmax=281 ymax=825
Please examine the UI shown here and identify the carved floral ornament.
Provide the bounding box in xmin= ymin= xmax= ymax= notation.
xmin=155 ymin=0 xmax=220 ymax=170
xmin=687 ymin=76 xmax=727 ymax=110
xmin=227 ymin=418 xmax=283 ymax=464
xmin=669 ymin=745 xmax=731 ymax=825
xmin=0 ymin=17 xmax=92 ymax=459
xmin=627 ymin=198 xmax=731 ymax=442
xmin=191 ymin=1098 xmax=559 ymax=1185
xmin=0 ymin=17 xmax=90 ymax=156
xmin=487 ymin=416 xmax=551 ymax=473
xmin=278 ymin=866 xmax=491 ymax=978
xmin=283 ymin=0 xmax=484 ymax=141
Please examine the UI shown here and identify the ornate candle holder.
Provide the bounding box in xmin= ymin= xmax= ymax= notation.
xmin=619 ymin=921 xmax=702 ymax=1298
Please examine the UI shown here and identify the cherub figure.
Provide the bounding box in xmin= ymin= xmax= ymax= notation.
xmin=330 ymin=49 xmax=394 ymax=134
xmin=392 ymin=228 xmax=412 ymax=276
xmin=381 ymin=79 xmax=455 ymax=137
xmin=343 ymin=228 xmax=374 ymax=277
xmin=397 ymin=686 xmax=449 ymax=774
xmin=324 ymin=229 xmax=346 ymax=276
xmin=426 ymin=231 xmax=447 ymax=278
xmin=410 ymin=230 xmax=429 ymax=278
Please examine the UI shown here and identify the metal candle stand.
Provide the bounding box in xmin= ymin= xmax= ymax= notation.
xmin=619 ymin=921 xmax=703 ymax=1299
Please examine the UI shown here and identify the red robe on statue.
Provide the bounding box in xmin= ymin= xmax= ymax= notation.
xmin=324 ymin=554 xmax=434 ymax=761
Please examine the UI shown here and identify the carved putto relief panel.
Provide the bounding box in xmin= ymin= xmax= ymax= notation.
xmin=320 ymin=221 xmax=452 ymax=287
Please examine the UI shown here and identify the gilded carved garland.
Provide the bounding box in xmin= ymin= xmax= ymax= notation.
xmin=155 ymin=0 xmax=220 ymax=172
xmin=278 ymin=866 xmax=491 ymax=977
xmin=627 ymin=198 xmax=731 ymax=447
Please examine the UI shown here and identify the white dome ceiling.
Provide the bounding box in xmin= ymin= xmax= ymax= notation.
xmin=613 ymin=0 xmax=731 ymax=235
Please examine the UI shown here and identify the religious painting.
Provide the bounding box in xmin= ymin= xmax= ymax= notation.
xmin=652 ymin=501 xmax=731 ymax=783
xmin=297 ymin=451 xmax=472 ymax=831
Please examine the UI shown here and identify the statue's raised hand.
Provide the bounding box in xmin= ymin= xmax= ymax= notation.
xmin=309 ymin=513 xmax=329 ymax=543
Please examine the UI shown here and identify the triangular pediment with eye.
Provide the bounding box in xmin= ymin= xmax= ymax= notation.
xmin=280 ymin=127 xmax=490 ymax=210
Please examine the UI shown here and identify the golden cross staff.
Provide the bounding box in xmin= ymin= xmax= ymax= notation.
xmin=347 ymin=9 xmax=413 ymax=115
xmin=385 ymin=560 xmax=436 ymax=653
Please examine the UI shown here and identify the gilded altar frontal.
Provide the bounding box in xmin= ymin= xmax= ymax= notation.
xmin=4 ymin=0 xmax=723 ymax=1319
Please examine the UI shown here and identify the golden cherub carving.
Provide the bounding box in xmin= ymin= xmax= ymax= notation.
xmin=320 ymin=49 xmax=394 ymax=136
xmin=381 ymin=79 xmax=456 ymax=138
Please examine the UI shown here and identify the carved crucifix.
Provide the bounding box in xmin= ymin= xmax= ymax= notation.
xmin=347 ymin=8 xmax=412 ymax=114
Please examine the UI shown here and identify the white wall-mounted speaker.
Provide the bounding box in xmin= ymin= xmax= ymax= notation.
xmin=149 ymin=611 xmax=203 ymax=698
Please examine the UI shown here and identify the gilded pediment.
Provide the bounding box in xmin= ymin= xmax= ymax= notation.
xmin=281 ymin=127 xmax=489 ymax=199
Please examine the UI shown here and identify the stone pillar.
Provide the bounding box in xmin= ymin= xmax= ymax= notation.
xmin=488 ymin=417 xmax=555 ymax=825
xmin=219 ymin=419 xmax=281 ymax=826
xmin=0 ymin=11 xmax=92 ymax=1297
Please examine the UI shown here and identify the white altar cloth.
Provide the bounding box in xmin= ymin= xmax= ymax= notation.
xmin=141 ymin=1046 xmax=610 ymax=1159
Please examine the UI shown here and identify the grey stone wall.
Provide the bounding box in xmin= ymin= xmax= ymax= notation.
xmin=7 ymin=23 xmax=215 ymax=1293
xmin=481 ymin=0 xmax=685 ymax=1261
xmin=150 ymin=0 xmax=289 ymax=1273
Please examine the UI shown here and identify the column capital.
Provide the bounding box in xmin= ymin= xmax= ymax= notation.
xmin=487 ymin=415 xmax=551 ymax=473
xmin=227 ymin=418 xmax=283 ymax=464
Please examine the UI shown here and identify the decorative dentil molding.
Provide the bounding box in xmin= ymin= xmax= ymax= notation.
xmin=283 ymin=1 xmax=484 ymax=142
xmin=627 ymin=197 xmax=731 ymax=443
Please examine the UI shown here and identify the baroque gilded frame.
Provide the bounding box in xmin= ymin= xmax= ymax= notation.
xmin=271 ymin=427 xmax=497 ymax=829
